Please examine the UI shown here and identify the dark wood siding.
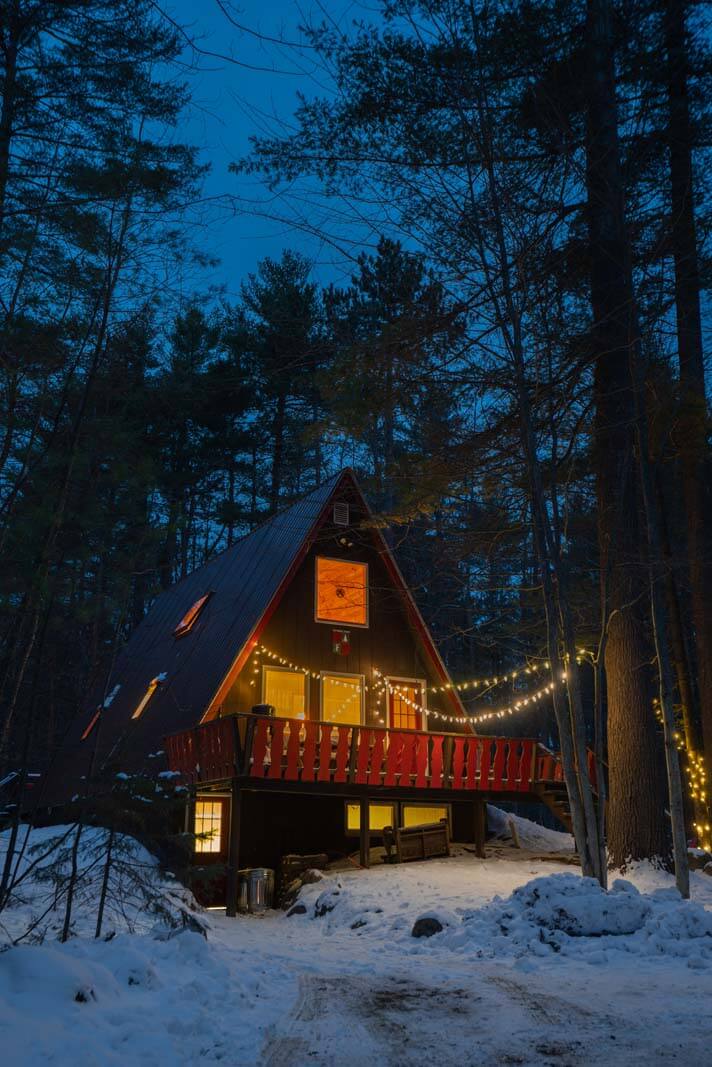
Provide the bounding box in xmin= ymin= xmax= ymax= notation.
xmin=221 ymin=487 xmax=454 ymax=727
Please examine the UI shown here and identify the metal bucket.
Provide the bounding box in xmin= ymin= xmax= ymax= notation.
xmin=237 ymin=867 xmax=275 ymax=914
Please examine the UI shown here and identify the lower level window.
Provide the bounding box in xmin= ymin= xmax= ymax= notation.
xmin=346 ymin=802 xmax=396 ymax=833
xmin=402 ymin=804 xmax=449 ymax=828
xmin=194 ymin=799 xmax=224 ymax=853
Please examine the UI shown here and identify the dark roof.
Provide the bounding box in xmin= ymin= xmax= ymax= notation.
xmin=41 ymin=471 xmax=347 ymax=805
xmin=40 ymin=468 xmax=465 ymax=808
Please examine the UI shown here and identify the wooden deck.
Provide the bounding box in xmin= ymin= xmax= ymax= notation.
xmin=165 ymin=712 xmax=595 ymax=801
xmin=166 ymin=713 xmax=597 ymax=915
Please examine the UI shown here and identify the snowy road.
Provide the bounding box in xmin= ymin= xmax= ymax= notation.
xmin=3 ymin=826 xmax=712 ymax=1065
xmin=256 ymin=949 xmax=708 ymax=1066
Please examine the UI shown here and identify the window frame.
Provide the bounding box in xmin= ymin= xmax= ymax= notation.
xmin=314 ymin=556 xmax=369 ymax=629
xmin=319 ymin=670 xmax=365 ymax=726
xmin=385 ymin=676 xmax=427 ymax=732
xmin=261 ymin=663 xmax=309 ymax=720
xmin=193 ymin=795 xmax=229 ymax=855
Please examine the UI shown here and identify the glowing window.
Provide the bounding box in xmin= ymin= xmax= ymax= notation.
xmin=315 ymin=557 xmax=368 ymax=626
xmin=131 ymin=675 xmax=164 ymax=720
xmin=402 ymin=805 xmax=449 ymax=828
xmin=388 ymin=682 xmax=423 ymax=731
xmin=173 ymin=592 xmax=211 ymax=637
xmin=194 ymin=799 xmax=223 ymax=853
xmin=321 ymin=673 xmax=363 ymax=725
xmin=346 ymin=803 xmax=395 ymax=833
xmin=263 ymin=667 xmax=307 ymax=719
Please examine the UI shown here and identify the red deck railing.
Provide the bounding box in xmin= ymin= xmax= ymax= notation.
xmin=165 ymin=713 xmax=591 ymax=795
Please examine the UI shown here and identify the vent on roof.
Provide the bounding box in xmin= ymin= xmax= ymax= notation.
xmin=333 ymin=502 xmax=349 ymax=526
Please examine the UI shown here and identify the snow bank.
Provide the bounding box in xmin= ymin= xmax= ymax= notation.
xmin=293 ymin=868 xmax=712 ymax=966
xmin=487 ymin=804 xmax=574 ymax=852
xmin=0 ymin=929 xmax=272 ymax=1065
xmin=0 ymin=824 xmax=203 ymax=945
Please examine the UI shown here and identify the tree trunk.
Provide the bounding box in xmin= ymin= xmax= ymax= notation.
xmin=585 ymin=0 xmax=669 ymax=865
xmin=665 ymin=0 xmax=712 ymax=789
xmin=629 ymin=346 xmax=690 ymax=894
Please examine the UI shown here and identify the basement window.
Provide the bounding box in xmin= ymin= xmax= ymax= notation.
xmin=345 ymin=802 xmax=396 ymax=834
xmin=315 ymin=557 xmax=368 ymax=627
xmin=402 ymin=804 xmax=449 ymax=829
xmin=173 ymin=592 xmax=212 ymax=638
xmin=131 ymin=674 xmax=165 ymax=720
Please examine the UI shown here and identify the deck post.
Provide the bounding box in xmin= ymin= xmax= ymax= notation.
xmin=473 ymin=797 xmax=486 ymax=858
xmin=225 ymin=779 xmax=242 ymax=917
xmin=359 ymin=795 xmax=370 ymax=868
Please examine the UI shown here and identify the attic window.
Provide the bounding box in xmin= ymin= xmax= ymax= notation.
xmin=131 ymin=674 xmax=165 ymax=720
xmin=333 ymin=502 xmax=349 ymax=526
xmin=173 ymin=592 xmax=212 ymax=638
xmin=315 ymin=557 xmax=368 ymax=627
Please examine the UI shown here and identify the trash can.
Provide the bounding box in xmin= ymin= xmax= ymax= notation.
xmin=237 ymin=867 xmax=275 ymax=914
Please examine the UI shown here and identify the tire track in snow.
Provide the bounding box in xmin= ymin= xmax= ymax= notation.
xmin=261 ymin=969 xmax=639 ymax=1066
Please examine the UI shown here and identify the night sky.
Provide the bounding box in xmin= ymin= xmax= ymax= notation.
xmin=167 ymin=0 xmax=362 ymax=295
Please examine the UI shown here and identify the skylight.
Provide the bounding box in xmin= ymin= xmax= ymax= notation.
xmin=173 ymin=592 xmax=212 ymax=638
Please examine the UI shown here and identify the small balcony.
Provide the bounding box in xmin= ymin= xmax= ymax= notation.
xmin=165 ymin=712 xmax=594 ymax=799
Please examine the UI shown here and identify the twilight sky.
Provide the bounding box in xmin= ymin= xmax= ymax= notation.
xmin=166 ymin=0 xmax=368 ymax=296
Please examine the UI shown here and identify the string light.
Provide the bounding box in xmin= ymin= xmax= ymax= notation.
xmin=251 ymin=643 xmax=562 ymax=730
xmin=653 ymin=697 xmax=710 ymax=852
xmin=374 ymin=668 xmax=565 ymax=727
xmin=422 ymin=660 xmax=549 ymax=694
xmin=251 ymin=644 xmax=371 ymax=690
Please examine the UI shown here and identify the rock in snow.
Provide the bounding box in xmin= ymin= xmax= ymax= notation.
xmin=411 ymin=916 xmax=443 ymax=938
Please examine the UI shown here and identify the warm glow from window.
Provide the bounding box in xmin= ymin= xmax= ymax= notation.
xmin=389 ymin=682 xmax=423 ymax=731
xmin=173 ymin=593 xmax=211 ymax=637
xmin=402 ymin=805 xmax=448 ymax=828
xmin=315 ymin=557 xmax=367 ymax=626
xmin=346 ymin=803 xmax=395 ymax=832
xmin=131 ymin=676 xmax=162 ymax=720
xmin=263 ymin=668 xmax=307 ymax=718
xmin=194 ymin=799 xmax=223 ymax=853
xmin=322 ymin=674 xmax=363 ymax=725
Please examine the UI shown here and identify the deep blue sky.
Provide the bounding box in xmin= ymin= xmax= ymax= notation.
xmin=166 ymin=0 xmax=367 ymax=297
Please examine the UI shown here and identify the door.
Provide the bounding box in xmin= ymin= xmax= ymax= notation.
xmin=387 ymin=680 xmax=424 ymax=731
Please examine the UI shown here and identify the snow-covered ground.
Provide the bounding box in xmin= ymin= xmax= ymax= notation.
xmin=2 ymin=815 xmax=712 ymax=1065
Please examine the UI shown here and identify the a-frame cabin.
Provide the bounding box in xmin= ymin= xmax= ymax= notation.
xmin=43 ymin=470 xmax=582 ymax=910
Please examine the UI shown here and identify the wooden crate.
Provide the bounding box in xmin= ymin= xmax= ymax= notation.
xmin=383 ymin=819 xmax=450 ymax=863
